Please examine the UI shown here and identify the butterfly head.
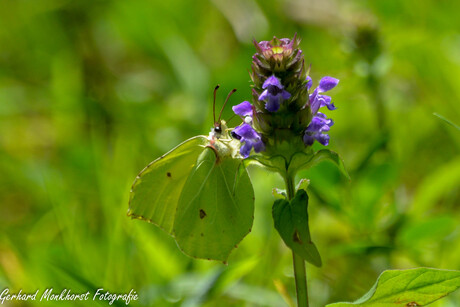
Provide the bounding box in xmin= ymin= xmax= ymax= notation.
xmin=209 ymin=120 xmax=229 ymax=140
xmin=213 ymin=122 xmax=222 ymax=135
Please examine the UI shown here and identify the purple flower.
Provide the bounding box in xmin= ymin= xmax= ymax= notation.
xmin=306 ymin=76 xmax=312 ymax=91
xmin=318 ymin=77 xmax=339 ymax=92
xmin=303 ymin=113 xmax=334 ymax=146
xmin=231 ymin=123 xmax=265 ymax=158
xmin=304 ymin=76 xmax=339 ymax=146
xmin=309 ymin=76 xmax=339 ymax=114
xmin=258 ymin=75 xmax=291 ymax=112
xmin=232 ymin=101 xmax=253 ymax=117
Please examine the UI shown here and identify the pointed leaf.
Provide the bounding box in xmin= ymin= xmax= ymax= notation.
xmin=326 ymin=268 xmax=460 ymax=306
xmin=433 ymin=113 xmax=460 ymax=131
xmin=272 ymin=189 xmax=322 ymax=267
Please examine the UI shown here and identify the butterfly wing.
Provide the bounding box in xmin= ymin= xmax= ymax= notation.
xmin=173 ymin=146 xmax=254 ymax=261
xmin=128 ymin=136 xmax=208 ymax=234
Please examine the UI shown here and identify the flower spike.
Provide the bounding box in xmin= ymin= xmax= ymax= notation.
xmin=232 ymin=34 xmax=340 ymax=158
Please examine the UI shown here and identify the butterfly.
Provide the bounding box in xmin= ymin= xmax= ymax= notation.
xmin=128 ymin=86 xmax=254 ymax=262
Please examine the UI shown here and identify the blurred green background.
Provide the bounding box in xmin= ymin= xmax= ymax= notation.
xmin=1 ymin=0 xmax=459 ymax=306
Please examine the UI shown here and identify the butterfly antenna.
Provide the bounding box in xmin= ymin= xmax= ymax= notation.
xmin=225 ymin=113 xmax=238 ymax=125
xmin=213 ymin=84 xmax=220 ymax=124
xmin=218 ymin=88 xmax=237 ymax=123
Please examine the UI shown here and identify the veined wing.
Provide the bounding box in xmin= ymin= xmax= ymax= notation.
xmin=128 ymin=136 xmax=208 ymax=234
xmin=174 ymin=146 xmax=254 ymax=261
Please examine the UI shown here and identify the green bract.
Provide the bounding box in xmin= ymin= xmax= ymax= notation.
xmin=246 ymin=148 xmax=349 ymax=182
xmin=128 ymin=122 xmax=254 ymax=262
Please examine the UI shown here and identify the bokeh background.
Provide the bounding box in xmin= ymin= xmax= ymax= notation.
xmin=1 ymin=0 xmax=459 ymax=306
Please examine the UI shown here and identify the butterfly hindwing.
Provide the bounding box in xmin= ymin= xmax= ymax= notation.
xmin=174 ymin=145 xmax=254 ymax=262
xmin=128 ymin=136 xmax=208 ymax=234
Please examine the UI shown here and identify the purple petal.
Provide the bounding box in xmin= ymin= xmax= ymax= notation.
xmin=316 ymin=112 xmax=327 ymax=119
xmin=303 ymin=134 xmax=314 ymax=146
xmin=231 ymin=131 xmax=242 ymax=140
xmin=281 ymin=89 xmax=291 ymax=100
xmin=316 ymin=133 xmax=330 ymax=146
xmin=263 ymin=75 xmax=282 ymax=89
xmin=326 ymin=102 xmax=337 ymax=110
xmin=279 ymin=38 xmax=291 ymax=45
xmin=253 ymin=140 xmax=265 ymax=153
xmin=265 ymin=96 xmax=281 ymax=112
xmin=318 ymin=77 xmax=339 ymax=92
xmin=257 ymin=41 xmax=270 ymax=51
xmin=306 ymin=76 xmax=312 ymax=90
xmin=267 ymin=85 xmax=283 ymax=96
xmin=317 ymin=96 xmax=328 ymax=110
xmin=304 ymin=112 xmax=333 ymax=146
xmin=258 ymin=90 xmax=268 ymax=101
xmin=306 ymin=115 xmax=331 ymax=133
xmin=317 ymin=95 xmax=337 ymax=110
xmin=309 ymin=88 xmax=318 ymax=105
xmin=240 ymin=142 xmax=252 ymax=158
xmin=232 ymin=101 xmax=253 ymax=117
xmin=321 ymin=95 xmax=331 ymax=105
xmin=315 ymin=113 xmax=334 ymax=128
xmin=310 ymin=90 xmax=320 ymax=114
xmin=259 ymin=75 xmax=290 ymax=112
xmin=239 ymin=138 xmax=265 ymax=158
xmin=310 ymin=92 xmax=337 ymax=114
xmin=233 ymin=123 xmax=259 ymax=140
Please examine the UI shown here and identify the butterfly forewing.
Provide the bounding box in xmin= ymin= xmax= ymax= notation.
xmin=128 ymin=136 xmax=208 ymax=234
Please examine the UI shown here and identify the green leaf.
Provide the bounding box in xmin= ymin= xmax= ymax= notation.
xmin=288 ymin=149 xmax=350 ymax=180
xmin=433 ymin=112 xmax=460 ymax=130
xmin=326 ymin=268 xmax=460 ymax=306
xmin=272 ymin=189 xmax=322 ymax=267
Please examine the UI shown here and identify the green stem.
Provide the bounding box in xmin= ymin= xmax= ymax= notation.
xmin=293 ymin=252 xmax=309 ymax=307
xmin=284 ymin=173 xmax=309 ymax=307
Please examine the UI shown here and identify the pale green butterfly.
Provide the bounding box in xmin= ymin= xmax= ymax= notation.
xmin=128 ymin=86 xmax=254 ymax=262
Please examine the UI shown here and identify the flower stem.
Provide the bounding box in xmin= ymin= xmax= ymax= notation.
xmin=293 ymin=252 xmax=309 ymax=307
xmin=284 ymin=173 xmax=309 ymax=307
